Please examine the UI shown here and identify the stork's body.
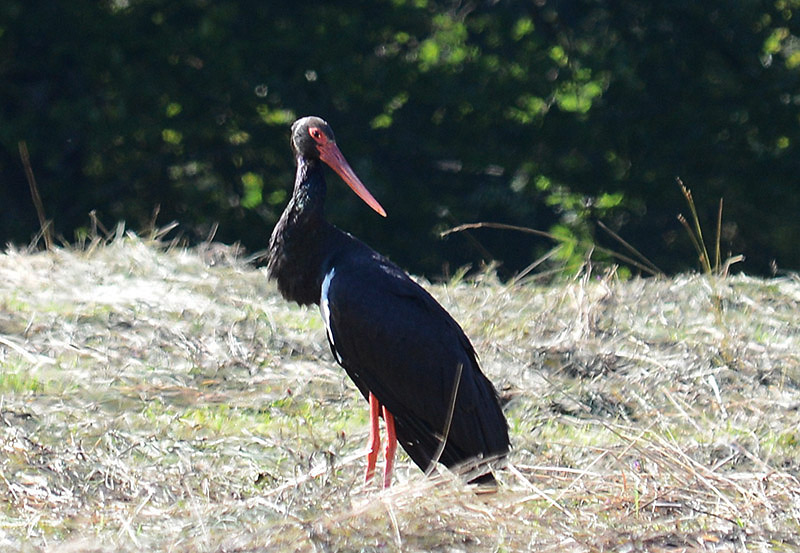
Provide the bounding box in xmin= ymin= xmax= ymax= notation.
xmin=267 ymin=117 xmax=509 ymax=486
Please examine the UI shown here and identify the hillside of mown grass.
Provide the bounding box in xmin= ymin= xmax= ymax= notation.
xmin=0 ymin=232 xmax=798 ymax=552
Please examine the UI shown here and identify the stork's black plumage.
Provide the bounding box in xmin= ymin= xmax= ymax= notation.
xmin=267 ymin=116 xmax=509 ymax=486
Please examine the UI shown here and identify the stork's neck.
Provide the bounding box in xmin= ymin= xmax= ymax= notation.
xmin=291 ymin=158 xmax=327 ymax=220
xmin=266 ymin=157 xmax=332 ymax=306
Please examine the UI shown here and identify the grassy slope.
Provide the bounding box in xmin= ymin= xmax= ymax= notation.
xmin=0 ymin=234 xmax=798 ymax=552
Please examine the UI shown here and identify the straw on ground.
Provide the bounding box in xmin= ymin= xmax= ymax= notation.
xmin=0 ymin=231 xmax=798 ymax=552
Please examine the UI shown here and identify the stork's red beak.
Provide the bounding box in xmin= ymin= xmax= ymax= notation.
xmin=318 ymin=142 xmax=387 ymax=217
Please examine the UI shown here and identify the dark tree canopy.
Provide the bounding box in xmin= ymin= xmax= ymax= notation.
xmin=1 ymin=0 xmax=798 ymax=277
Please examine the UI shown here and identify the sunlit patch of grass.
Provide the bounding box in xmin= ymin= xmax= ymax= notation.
xmin=0 ymin=293 xmax=32 ymax=314
xmin=0 ymin=368 xmax=45 ymax=394
xmin=179 ymin=404 xmax=278 ymax=438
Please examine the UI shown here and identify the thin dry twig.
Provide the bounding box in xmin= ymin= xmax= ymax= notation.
xmin=18 ymin=141 xmax=53 ymax=251
xmin=596 ymin=220 xmax=662 ymax=275
xmin=426 ymin=362 xmax=463 ymax=477
xmin=441 ymin=221 xmax=558 ymax=240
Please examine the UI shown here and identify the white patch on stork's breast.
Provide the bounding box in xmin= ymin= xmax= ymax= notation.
xmin=320 ymin=268 xmax=343 ymax=363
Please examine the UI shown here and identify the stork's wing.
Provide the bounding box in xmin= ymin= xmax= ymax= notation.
xmin=320 ymin=251 xmax=509 ymax=473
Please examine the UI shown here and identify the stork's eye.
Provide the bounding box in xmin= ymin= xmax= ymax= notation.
xmin=309 ymin=127 xmax=324 ymax=141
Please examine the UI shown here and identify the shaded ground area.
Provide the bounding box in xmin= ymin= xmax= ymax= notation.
xmin=0 ymin=233 xmax=798 ymax=551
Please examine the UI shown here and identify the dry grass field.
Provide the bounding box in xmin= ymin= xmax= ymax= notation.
xmin=0 ymin=231 xmax=798 ymax=552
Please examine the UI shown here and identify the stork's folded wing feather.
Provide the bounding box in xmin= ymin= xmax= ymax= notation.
xmin=320 ymin=250 xmax=509 ymax=473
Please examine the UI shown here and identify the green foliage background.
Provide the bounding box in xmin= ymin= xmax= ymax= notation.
xmin=1 ymin=1 xmax=798 ymax=277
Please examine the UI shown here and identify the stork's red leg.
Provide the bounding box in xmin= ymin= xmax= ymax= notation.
xmin=365 ymin=392 xmax=381 ymax=483
xmin=382 ymin=406 xmax=397 ymax=488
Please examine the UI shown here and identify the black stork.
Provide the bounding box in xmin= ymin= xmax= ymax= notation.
xmin=267 ymin=116 xmax=509 ymax=487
